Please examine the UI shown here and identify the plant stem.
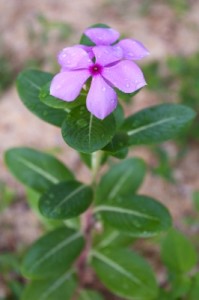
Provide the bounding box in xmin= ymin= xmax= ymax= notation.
xmin=73 ymin=151 xmax=103 ymax=299
xmin=91 ymin=150 xmax=103 ymax=186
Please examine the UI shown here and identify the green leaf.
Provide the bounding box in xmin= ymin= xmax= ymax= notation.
xmin=5 ymin=148 xmax=73 ymax=193
xmin=161 ymin=228 xmax=197 ymax=273
xmin=39 ymin=180 xmax=93 ymax=219
xmin=61 ymin=106 xmax=116 ymax=153
xmin=16 ymin=69 xmax=67 ymax=126
xmin=80 ymin=23 xmax=110 ymax=46
xmin=94 ymin=227 xmax=136 ymax=249
xmin=95 ymin=195 xmax=172 ymax=236
xmin=78 ymin=290 xmax=105 ymax=300
xmin=22 ymin=271 xmax=76 ymax=300
xmin=113 ymin=104 xmax=125 ymax=129
xmin=26 ymin=188 xmax=63 ymax=229
xmin=189 ymin=272 xmax=199 ymax=300
xmin=96 ymin=158 xmax=146 ymax=204
xmin=170 ymin=274 xmax=191 ymax=299
xmin=103 ymin=131 xmax=129 ymax=153
xmin=122 ymin=104 xmax=196 ymax=146
xmin=39 ymin=81 xmax=87 ymax=110
xmin=91 ymin=248 xmax=158 ymax=300
xmin=158 ymin=289 xmax=173 ymax=300
xmin=22 ymin=227 xmax=84 ymax=279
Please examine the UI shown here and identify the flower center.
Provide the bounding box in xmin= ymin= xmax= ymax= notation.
xmin=89 ymin=64 xmax=103 ymax=76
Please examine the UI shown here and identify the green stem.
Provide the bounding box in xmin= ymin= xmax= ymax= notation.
xmin=91 ymin=150 xmax=103 ymax=186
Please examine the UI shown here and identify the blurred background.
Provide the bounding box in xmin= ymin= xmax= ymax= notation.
xmin=0 ymin=0 xmax=199 ymax=299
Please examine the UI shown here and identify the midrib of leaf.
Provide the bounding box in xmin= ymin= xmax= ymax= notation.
xmin=97 ymin=231 xmax=120 ymax=249
xmin=80 ymin=291 xmax=92 ymax=300
xmin=94 ymin=205 xmax=158 ymax=221
xmin=88 ymin=114 xmax=93 ymax=150
xmin=28 ymin=232 xmax=81 ymax=273
xmin=17 ymin=156 xmax=59 ymax=184
xmin=127 ymin=117 xmax=176 ymax=136
xmin=91 ymin=250 xmax=141 ymax=285
xmin=108 ymin=169 xmax=133 ymax=200
xmin=23 ymin=76 xmax=42 ymax=91
xmin=41 ymin=271 xmax=73 ymax=300
xmin=51 ymin=185 xmax=87 ymax=213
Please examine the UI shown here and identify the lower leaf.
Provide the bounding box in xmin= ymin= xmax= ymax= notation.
xmin=91 ymin=248 xmax=158 ymax=300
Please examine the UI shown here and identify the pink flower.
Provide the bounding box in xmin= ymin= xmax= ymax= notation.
xmin=50 ymin=28 xmax=149 ymax=120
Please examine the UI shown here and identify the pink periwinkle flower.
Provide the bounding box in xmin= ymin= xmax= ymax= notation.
xmin=50 ymin=27 xmax=149 ymax=120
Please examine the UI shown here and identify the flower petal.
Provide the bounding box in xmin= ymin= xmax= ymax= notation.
xmin=118 ymin=39 xmax=150 ymax=60
xmin=103 ymin=60 xmax=146 ymax=93
xmin=93 ymin=45 xmax=123 ymax=66
xmin=50 ymin=70 xmax=90 ymax=101
xmin=75 ymin=44 xmax=94 ymax=59
xmin=86 ymin=75 xmax=117 ymax=119
xmin=57 ymin=47 xmax=92 ymax=69
xmin=84 ymin=28 xmax=120 ymax=45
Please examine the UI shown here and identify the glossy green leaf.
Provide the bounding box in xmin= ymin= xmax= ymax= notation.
xmin=22 ymin=271 xmax=76 ymax=300
xmin=91 ymin=248 xmax=158 ymax=300
xmin=96 ymin=158 xmax=146 ymax=204
xmin=94 ymin=227 xmax=136 ymax=249
xmin=95 ymin=195 xmax=172 ymax=236
xmin=22 ymin=227 xmax=84 ymax=279
xmin=62 ymin=106 xmax=116 ymax=153
xmin=161 ymin=229 xmax=197 ymax=273
xmin=39 ymin=81 xmax=87 ymax=110
xmin=16 ymin=70 xmax=67 ymax=126
xmin=113 ymin=104 xmax=125 ymax=129
xmin=5 ymin=148 xmax=73 ymax=193
xmin=26 ymin=188 xmax=63 ymax=229
xmin=170 ymin=274 xmax=191 ymax=299
xmin=122 ymin=104 xmax=196 ymax=146
xmin=103 ymin=131 xmax=129 ymax=153
xmin=78 ymin=290 xmax=105 ymax=300
xmin=110 ymin=147 xmax=128 ymax=159
xmin=39 ymin=180 xmax=93 ymax=219
xmin=189 ymin=272 xmax=199 ymax=300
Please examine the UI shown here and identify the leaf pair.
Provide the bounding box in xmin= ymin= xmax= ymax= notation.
xmin=95 ymin=158 xmax=172 ymax=237
xmin=5 ymin=148 xmax=93 ymax=220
